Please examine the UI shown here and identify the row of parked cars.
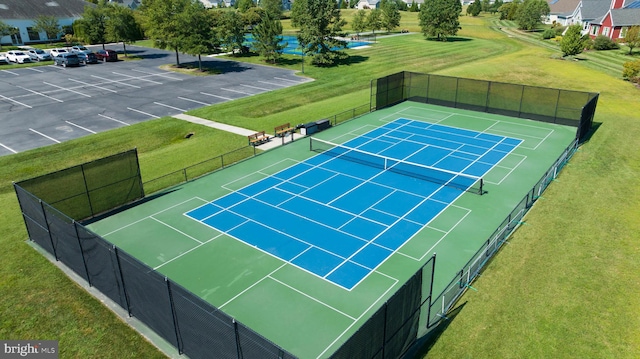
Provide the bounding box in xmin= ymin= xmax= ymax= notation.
xmin=0 ymin=46 xmax=118 ymax=67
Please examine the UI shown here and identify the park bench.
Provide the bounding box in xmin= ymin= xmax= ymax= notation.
xmin=274 ymin=123 xmax=295 ymax=137
xmin=248 ymin=131 xmax=269 ymax=146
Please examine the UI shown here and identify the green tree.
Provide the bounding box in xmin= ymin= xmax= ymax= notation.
xmin=252 ymin=14 xmax=286 ymax=63
xmin=381 ymin=0 xmax=401 ymax=32
xmin=409 ymin=1 xmax=419 ymax=12
xmin=0 ymin=21 xmax=18 ymax=50
xmin=105 ymin=5 xmax=143 ymax=57
xmin=481 ymin=0 xmax=490 ymax=12
xmin=560 ymin=24 xmax=584 ymax=57
xmin=32 ymin=15 xmax=61 ymax=44
xmin=367 ymin=9 xmax=383 ymax=35
xmin=261 ymin=0 xmax=283 ymax=18
xmin=140 ymin=0 xmax=193 ymax=65
xmin=467 ymin=0 xmax=481 ymax=16
xmin=419 ymin=0 xmax=462 ymax=41
xmin=292 ymin=0 xmax=348 ymax=66
xmin=515 ymin=0 xmax=549 ymax=31
xmin=218 ymin=10 xmax=247 ymax=55
xmin=75 ymin=0 xmax=109 ymax=48
xmin=622 ymin=59 xmax=640 ymax=82
xmin=498 ymin=0 xmax=519 ymax=20
xmin=180 ymin=1 xmax=216 ymax=70
xmin=624 ymin=26 xmax=640 ymax=55
xmin=290 ymin=0 xmax=307 ymax=27
xmin=352 ymin=10 xmax=367 ymax=36
xmin=489 ymin=0 xmax=503 ymax=14
xmin=236 ymin=0 xmax=255 ymax=12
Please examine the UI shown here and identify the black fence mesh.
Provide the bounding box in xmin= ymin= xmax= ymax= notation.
xmin=374 ymin=71 xmax=599 ymax=142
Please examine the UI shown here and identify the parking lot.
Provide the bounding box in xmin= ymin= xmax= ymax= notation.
xmin=0 ymin=45 xmax=311 ymax=156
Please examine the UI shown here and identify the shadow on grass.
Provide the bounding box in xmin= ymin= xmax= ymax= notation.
xmin=578 ymin=121 xmax=602 ymax=144
xmin=402 ymin=302 xmax=467 ymax=359
xmin=425 ymin=36 xmax=473 ymax=42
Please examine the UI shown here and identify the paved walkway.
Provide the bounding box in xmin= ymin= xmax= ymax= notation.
xmin=172 ymin=113 xmax=291 ymax=150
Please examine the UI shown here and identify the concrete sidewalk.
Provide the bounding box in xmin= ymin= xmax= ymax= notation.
xmin=172 ymin=113 xmax=294 ymax=150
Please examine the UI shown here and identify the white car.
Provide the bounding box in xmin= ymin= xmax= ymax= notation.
xmin=6 ymin=50 xmax=32 ymax=64
xmin=0 ymin=54 xmax=9 ymax=64
xmin=49 ymin=48 xmax=69 ymax=57
xmin=71 ymin=45 xmax=89 ymax=53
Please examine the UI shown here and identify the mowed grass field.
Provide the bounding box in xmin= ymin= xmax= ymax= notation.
xmin=1 ymin=12 xmax=639 ymax=359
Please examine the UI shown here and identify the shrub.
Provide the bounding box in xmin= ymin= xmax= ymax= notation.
xmin=622 ymin=60 xmax=640 ymax=83
xmin=593 ymin=35 xmax=619 ymax=50
xmin=542 ymin=28 xmax=556 ymax=39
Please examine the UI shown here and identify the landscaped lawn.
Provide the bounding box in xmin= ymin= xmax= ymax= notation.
xmin=2 ymin=12 xmax=638 ymax=359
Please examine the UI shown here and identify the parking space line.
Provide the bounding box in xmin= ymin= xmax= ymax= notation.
xmin=29 ymin=128 xmax=60 ymax=143
xmin=258 ymin=80 xmax=288 ymax=87
xmin=241 ymin=84 xmax=270 ymax=91
xmin=127 ymin=107 xmax=160 ymax=118
xmin=153 ymin=102 xmax=186 ymax=112
xmin=44 ymin=81 xmax=91 ymax=98
xmin=98 ymin=114 xmax=130 ymax=126
xmin=0 ymin=143 xmax=18 ymax=154
xmin=221 ymin=88 xmax=253 ymax=95
xmin=200 ymin=92 xmax=232 ymax=100
xmin=16 ymin=86 xmax=64 ymax=103
xmin=90 ymin=75 xmax=141 ymax=88
xmin=130 ymin=68 xmax=182 ymax=81
xmin=1 ymin=69 xmax=20 ymax=76
xmin=177 ymin=97 xmax=211 ymax=106
xmin=274 ymin=77 xmax=304 ymax=83
xmin=68 ymin=78 xmax=118 ymax=93
xmin=66 ymin=121 xmax=97 ymax=134
xmin=0 ymin=94 xmax=33 ymax=108
xmin=112 ymin=71 xmax=163 ymax=85
xmin=26 ymin=68 xmax=44 ymax=73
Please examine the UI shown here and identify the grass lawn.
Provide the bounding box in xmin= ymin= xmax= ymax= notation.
xmin=2 ymin=12 xmax=639 ymax=359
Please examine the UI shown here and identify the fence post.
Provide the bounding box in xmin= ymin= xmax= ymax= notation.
xmin=113 ymin=245 xmax=132 ymax=316
xmin=39 ymin=200 xmax=59 ymax=260
xmin=80 ymin=163 xmax=96 ymax=218
xmin=73 ymin=221 xmax=92 ymax=286
xmin=234 ymin=319 xmax=243 ymax=359
xmin=166 ymin=278 xmax=183 ymax=354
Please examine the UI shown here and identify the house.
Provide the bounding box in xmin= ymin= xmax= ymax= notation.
xmin=579 ymin=0 xmax=613 ymax=34
xmin=587 ymin=0 xmax=640 ymax=38
xmin=356 ymin=0 xmax=423 ymax=9
xmin=0 ymin=0 xmax=93 ymax=46
xmin=109 ymin=0 xmax=140 ymax=9
xmin=547 ymin=0 xmax=582 ymax=26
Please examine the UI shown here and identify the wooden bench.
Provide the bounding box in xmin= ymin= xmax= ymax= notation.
xmin=248 ymin=131 xmax=269 ymax=146
xmin=274 ymin=123 xmax=295 ymax=137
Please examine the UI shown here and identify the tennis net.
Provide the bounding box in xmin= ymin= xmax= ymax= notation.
xmin=309 ymin=137 xmax=484 ymax=195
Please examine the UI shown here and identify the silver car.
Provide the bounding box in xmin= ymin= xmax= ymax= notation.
xmin=26 ymin=48 xmax=52 ymax=62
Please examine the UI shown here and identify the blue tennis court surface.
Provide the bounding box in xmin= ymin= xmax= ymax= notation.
xmin=244 ymin=35 xmax=371 ymax=55
xmin=186 ymin=118 xmax=523 ymax=290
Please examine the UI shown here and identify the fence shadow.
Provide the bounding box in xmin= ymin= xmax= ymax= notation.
xmin=402 ymin=302 xmax=467 ymax=359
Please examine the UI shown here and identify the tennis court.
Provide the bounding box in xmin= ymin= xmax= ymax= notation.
xmin=244 ymin=35 xmax=371 ymax=55
xmin=86 ymin=101 xmax=577 ymax=358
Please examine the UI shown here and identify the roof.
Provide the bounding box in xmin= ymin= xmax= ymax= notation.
xmin=610 ymin=7 xmax=640 ymax=25
xmin=0 ymin=0 xmax=92 ymax=20
xmin=580 ymin=0 xmax=611 ymax=20
xmin=624 ymin=0 xmax=640 ymax=8
xmin=548 ymin=0 xmax=581 ymax=15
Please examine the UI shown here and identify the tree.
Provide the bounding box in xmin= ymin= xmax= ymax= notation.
xmin=0 ymin=21 xmax=18 ymax=50
xmin=290 ymin=0 xmax=307 ymax=27
xmin=352 ymin=10 xmax=367 ymax=37
xmin=560 ymin=24 xmax=584 ymax=57
xmin=180 ymin=1 xmax=216 ymax=70
xmin=622 ymin=59 xmax=640 ymax=83
xmin=261 ymin=0 xmax=283 ymax=19
xmin=419 ymin=0 xmax=462 ymax=41
xmin=498 ymin=0 xmax=519 ymax=20
xmin=481 ymin=0 xmax=490 ymax=12
xmin=291 ymin=0 xmax=348 ymax=66
xmin=140 ymin=0 xmax=194 ymax=66
xmin=251 ymin=14 xmax=286 ymax=63
xmin=218 ymin=10 xmax=246 ymax=55
xmin=75 ymin=0 xmax=109 ymax=48
xmin=515 ymin=0 xmax=549 ymax=31
xmin=32 ymin=15 xmax=61 ymax=44
xmin=489 ymin=0 xmax=503 ymax=14
xmin=105 ymin=5 xmax=144 ymax=57
xmin=236 ymin=0 xmax=255 ymax=12
xmin=624 ymin=26 xmax=640 ymax=55
xmin=381 ymin=0 xmax=401 ymax=33
xmin=409 ymin=1 xmax=419 ymax=12
xmin=367 ymin=9 xmax=383 ymax=35
xmin=467 ymin=0 xmax=482 ymax=16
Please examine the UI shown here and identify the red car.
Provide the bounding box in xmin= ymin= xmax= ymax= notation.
xmin=95 ymin=49 xmax=118 ymax=62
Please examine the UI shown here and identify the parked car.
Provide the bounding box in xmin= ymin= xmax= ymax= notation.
xmin=26 ymin=48 xmax=52 ymax=62
xmin=49 ymin=48 xmax=69 ymax=57
xmin=76 ymin=51 xmax=98 ymax=64
xmin=71 ymin=45 xmax=89 ymax=53
xmin=6 ymin=51 xmax=32 ymax=64
xmin=53 ymin=53 xmax=80 ymax=67
xmin=95 ymin=49 xmax=118 ymax=62
xmin=0 ymin=54 xmax=9 ymax=64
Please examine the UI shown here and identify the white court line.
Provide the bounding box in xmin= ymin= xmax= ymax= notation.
xmin=200 ymin=92 xmax=232 ymax=101
xmin=492 ymin=155 xmax=527 ymax=186
xmin=0 ymin=143 xmax=17 ymax=153
xmin=112 ymin=71 xmax=163 ymax=85
xmin=127 ymin=107 xmax=160 ymax=118
xmin=29 ymin=128 xmax=60 ymax=143
xmin=65 ymin=121 xmax=96 ymax=134
xmin=153 ymin=102 xmax=186 ymax=112
xmin=240 ymin=84 xmax=270 ymax=91
xmin=258 ymin=80 xmax=287 ymax=87
xmin=0 ymin=94 xmax=32 ymax=108
xmin=68 ymin=78 xmax=118 ymax=93
xmin=1 ymin=69 xmax=19 ymax=76
xmin=43 ymin=81 xmax=91 ymax=97
xmin=130 ymin=68 xmax=182 ymax=81
xmin=26 ymin=67 xmax=44 ymax=73
xmin=177 ymin=96 xmax=211 ymax=106
xmin=149 ymin=216 xmax=203 ymax=244
xmin=17 ymin=85 xmax=64 ymax=103
xmin=154 ymin=233 xmax=224 ymax=270
xmin=91 ymin=74 xmax=141 ymax=88
xmin=98 ymin=113 xmax=130 ymax=126
xmin=221 ymin=87 xmax=253 ymax=95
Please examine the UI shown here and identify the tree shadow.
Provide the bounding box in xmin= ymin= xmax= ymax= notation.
xmin=425 ymin=36 xmax=473 ymax=42
xmin=336 ymin=55 xmax=369 ymax=66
